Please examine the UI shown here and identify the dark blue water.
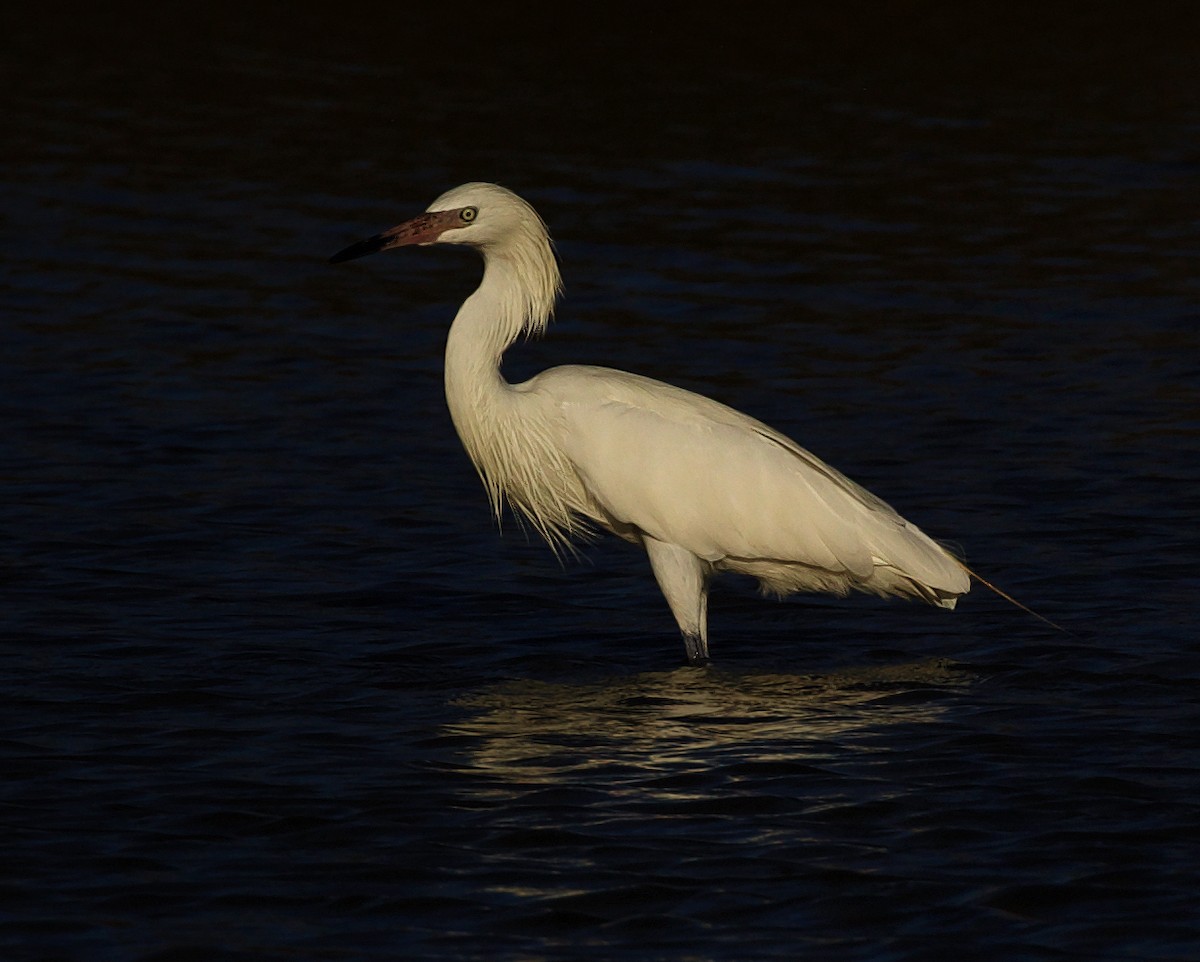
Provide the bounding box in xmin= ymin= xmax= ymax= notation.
xmin=4 ymin=7 xmax=1199 ymax=960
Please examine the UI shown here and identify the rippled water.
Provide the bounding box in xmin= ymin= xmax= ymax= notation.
xmin=4 ymin=7 xmax=1199 ymax=961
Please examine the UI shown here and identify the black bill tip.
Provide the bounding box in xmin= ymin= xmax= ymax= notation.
xmin=329 ymin=233 xmax=389 ymax=264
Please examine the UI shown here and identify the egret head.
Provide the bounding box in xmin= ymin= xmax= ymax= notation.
xmin=329 ymin=182 xmax=549 ymax=263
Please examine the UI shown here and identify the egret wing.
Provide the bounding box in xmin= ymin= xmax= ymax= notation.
xmin=527 ymin=366 xmax=935 ymax=579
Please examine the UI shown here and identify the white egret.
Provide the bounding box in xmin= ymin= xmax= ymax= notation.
xmin=331 ymin=182 xmax=973 ymax=664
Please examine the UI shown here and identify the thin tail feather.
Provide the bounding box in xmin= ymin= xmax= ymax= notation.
xmin=959 ymin=562 xmax=1074 ymax=637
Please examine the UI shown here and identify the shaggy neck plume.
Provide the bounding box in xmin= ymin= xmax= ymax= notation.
xmin=442 ymin=216 xmax=584 ymax=549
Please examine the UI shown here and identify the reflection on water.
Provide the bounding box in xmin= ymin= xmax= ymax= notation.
xmin=452 ymin=659 xmax=971 ymax=790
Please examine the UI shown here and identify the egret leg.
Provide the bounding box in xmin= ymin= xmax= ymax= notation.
xmin=644 ymin=537 xmax=711 ymax=665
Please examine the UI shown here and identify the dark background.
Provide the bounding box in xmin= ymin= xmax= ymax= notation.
xmin=4 ymin=5 xmax=1199 ymax=960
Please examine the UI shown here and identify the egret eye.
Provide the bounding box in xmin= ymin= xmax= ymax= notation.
xmin=460 ymin=207 xmax=478 ymax=223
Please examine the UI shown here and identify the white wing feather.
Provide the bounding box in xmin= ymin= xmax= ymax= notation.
xmin=520 ymin=365 xmax=968 ymax=604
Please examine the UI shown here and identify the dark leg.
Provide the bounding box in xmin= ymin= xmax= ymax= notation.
xmin=682 ymin=630 xmax=710 ymax=666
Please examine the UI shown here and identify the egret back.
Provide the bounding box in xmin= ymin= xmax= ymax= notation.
xmin=522 ymin=365 xmax=969 ymax=604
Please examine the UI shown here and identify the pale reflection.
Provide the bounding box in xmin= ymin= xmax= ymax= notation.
xmin=450 ymin=658 xmax=972 ymax=792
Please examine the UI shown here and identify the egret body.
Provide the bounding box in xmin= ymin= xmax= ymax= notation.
xmin=332 ymin=183 xmax=969 ymax=664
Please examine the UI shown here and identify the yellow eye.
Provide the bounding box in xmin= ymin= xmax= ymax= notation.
xmin=460 ymin=207 xmax=478 ymax=223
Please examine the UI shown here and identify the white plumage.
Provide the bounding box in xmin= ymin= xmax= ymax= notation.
xmin=332 ymin=182 xmax=970 ymax=664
